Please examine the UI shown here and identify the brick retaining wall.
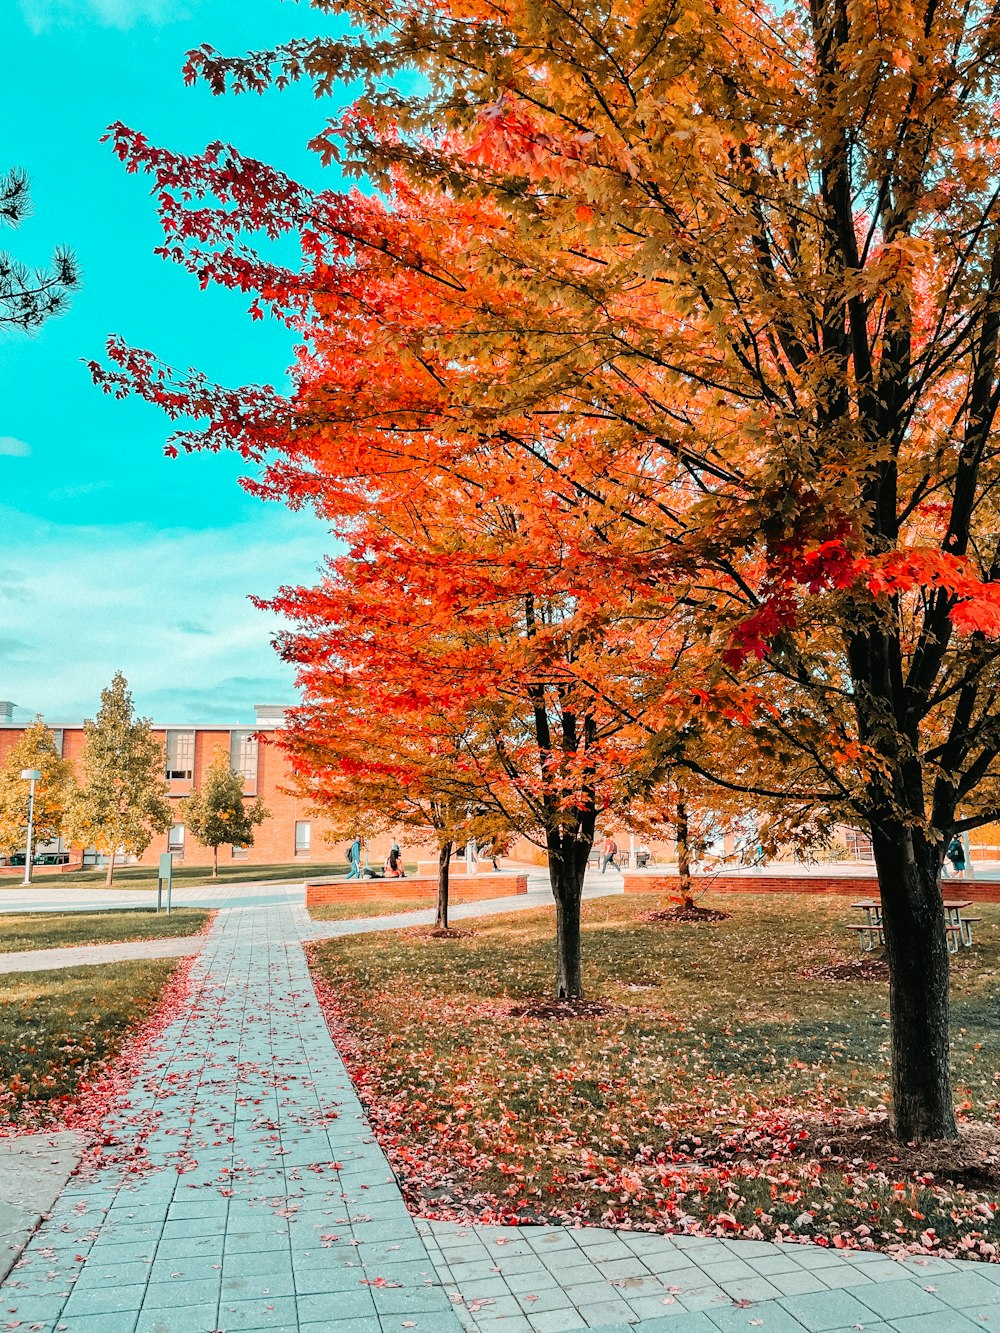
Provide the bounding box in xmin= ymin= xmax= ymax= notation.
xmin=305 ymin=873 xmax=528 ymax=907
xmin=0 ymin=861 xmax=85 ymax=877
xmin=622 ymin=872 xmax=1000 ymax=902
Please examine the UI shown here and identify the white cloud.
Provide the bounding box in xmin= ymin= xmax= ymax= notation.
xmin=19 ymin=0 xmax=187 ymax=33
xmin=48 ymin=480 xmax=112 ymax=501
xmin=0 ymin=504 xmax=331 ymax=724
xmin=0 ymin=437 xmax=31 ymax=458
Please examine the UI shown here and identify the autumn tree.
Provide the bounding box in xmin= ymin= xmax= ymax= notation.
xmin=0 ymin=718 xmax=75 ymax=857
xmin=268 ymin=515 xmax=646 ymax=983
xmin=183 ymin=748 xmax=268 ymax=877
xmin=281 ymin=696 xmax=472 ymax=931
xmin=66 ymin=672 xmax=171 ymax=885
xmin=89 ymin=0 xmax=1000 ymax=1139
xmin=1 ymin=168 xmax=79 ymax=333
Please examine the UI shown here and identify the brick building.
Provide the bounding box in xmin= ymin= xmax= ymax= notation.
xmin=0 ymin=703 xmax=355 ymax=871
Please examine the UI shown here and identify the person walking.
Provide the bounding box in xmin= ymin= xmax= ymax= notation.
xmin=945 ymin=835 xmax=966 ymax=878
xmin=600 ymin=834 xmax=618 ymax=874
xmin=346 ymin=836 xmax=362 ymax=879
xmin=482 ymin=835 xmax=506 ymax=872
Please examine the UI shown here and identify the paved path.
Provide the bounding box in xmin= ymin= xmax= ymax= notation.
xmin=428 ymin=1219 xmax=1000 ymax=1332
xmin=2 ymin=886 xmax=1000 ymax=1332
xmin=0 ymin=1131 xmax=84 ymax=1283
xmin=0 ymin=863 xmax=623 ymax=916
xmin=0 ymin=879 xmax=307 ymax=914
xmin=0 ymin=874 xmax=616 ymax=974
xmin=1 ymin=902 xmax=462 ymax=1333
xmin=303 ymin=877 xmax=622 ymax=942
xmin=0 ymin=934 xmax=208 ymax=974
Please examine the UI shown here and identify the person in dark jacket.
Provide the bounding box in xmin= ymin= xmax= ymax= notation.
xmin=945 ymin=836 xmax=966 ymax=878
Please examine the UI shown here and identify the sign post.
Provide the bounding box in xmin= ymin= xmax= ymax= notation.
xmin=157 ymin=852 xmax=173 ymax=914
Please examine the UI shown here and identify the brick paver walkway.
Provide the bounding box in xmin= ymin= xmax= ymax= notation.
xmin=429 ymin=1219 xmax=1000 ymax=1332
xmin=0 ymin=903 xmax=461 ymax=1332
xmin=2 ymin=890 xmax=1000 ymax=1332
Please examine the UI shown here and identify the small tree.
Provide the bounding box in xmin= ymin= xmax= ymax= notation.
xmin=0 ymin=168 xmax=79 ymax=333
xmin=183 ymin=748 xmax=268 ymax=876
xmin=0 ymin=718 xmax=75 ymax=857
xmin=278 ymin=692 xmax=477 ymax=932
xmin=66 ymin=672 xmax=171 ymax=885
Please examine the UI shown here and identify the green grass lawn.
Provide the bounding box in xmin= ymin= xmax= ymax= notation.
xmin=0 ymin=958 xmax=181 ymax=1128
xmin=308 ymin=891 xmax=1000 ymax=1257
xmin=3 ymin=860 xmax=348 ymax=891
xmin=309 ymin=894 xmax=438 ymax=922
xmin=0 ymin=908 xmax=211 ymax=953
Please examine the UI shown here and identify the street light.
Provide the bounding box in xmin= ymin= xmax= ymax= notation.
xmin=20 ymin=769 xmax=41 ymax=887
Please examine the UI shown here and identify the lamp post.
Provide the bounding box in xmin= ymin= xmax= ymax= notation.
xmin=20 ymin=768 xmax=41 ymax=887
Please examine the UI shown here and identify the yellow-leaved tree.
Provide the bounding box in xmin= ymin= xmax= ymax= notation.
xmin=0 ymin=718 xmax=75 ymax=858
xmin=66 ymin=673 xmax=172 ymax=886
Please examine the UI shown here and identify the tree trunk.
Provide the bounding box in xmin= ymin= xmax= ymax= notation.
xmin=871 ymin=821 xmax=957 ymax=1141
xmin=436 ymin=840 xmax=452 ymax=930
xmin=676 ymin=798 xmax=693 ymax=910
xmin=547 ymin=811 xmax=595 ymax=999
xmin=213 ymin=844 xmax=219 ymax=878
xmin=105 ymin=849 xmax=115 ymax=887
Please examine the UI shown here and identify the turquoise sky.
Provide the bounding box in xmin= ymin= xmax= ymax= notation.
xmin=1 ymin=0 xmax=344 ymax=723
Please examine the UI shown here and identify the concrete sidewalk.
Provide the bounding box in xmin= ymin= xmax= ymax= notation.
xmin=0 ymin=933 xmax=208 ymax=974
xmin=0 ymin=1131 xmax=84 ymax=1285
xmin=0 ymin=875 xmax=613 ymax=973
xmin=0 ymin=878 xmax=306 ymax=914
xmin=303 ymin=880 xmax=612 ymax=942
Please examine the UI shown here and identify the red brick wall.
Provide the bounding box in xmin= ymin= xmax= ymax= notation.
xmin=623 ymin=873 xmax=880 ymax=897
xmin=305 ymin=873 xmax=528 ymax=906
xmin=0 ymin=724 xmax=388 ymax=872
xmin=622 ymin=872 xmax=1000 ymax=902
xmin=0 ymin=721 xmax=484 ymax=872
xmin=136 ymin=727 xmax=325 ymax=870
xmin=0 ymin=860 xmax=84 ymax=876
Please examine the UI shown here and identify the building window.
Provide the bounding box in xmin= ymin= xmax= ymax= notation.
xmin=230 ymin=730 xmax=258 ymax=787
xmin=50 ymin=728 xmax=64 ymax=756
xmin=165 ymin=730 xmax=195 ymax=780
xmin=294 ymin=821 xmax=311 ymax=857
xmin=168 ymin=824 xmax=185 ymax=855
xmin=231 ymin=844 xmax=249 ymax=861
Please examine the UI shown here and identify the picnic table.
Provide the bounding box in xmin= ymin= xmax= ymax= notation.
xmin=849 ymin=899 xmax=981 ymax=953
